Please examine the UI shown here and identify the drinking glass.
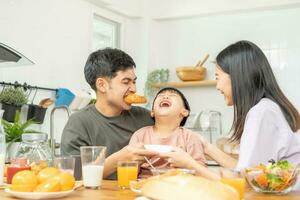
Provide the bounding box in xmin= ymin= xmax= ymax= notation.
xmin=54 ymin=156 xmax=75 ymax=175
xmin=219 ymin=168 xmax=246 ymax=200
xmin=117 ymin=161 xmax=138 ymax=189
xmin=80 ymin=146 xmax=106 ymax=189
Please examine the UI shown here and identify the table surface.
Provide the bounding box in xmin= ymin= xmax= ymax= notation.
xmin=1 ymin=180 xmax=300 ymax=200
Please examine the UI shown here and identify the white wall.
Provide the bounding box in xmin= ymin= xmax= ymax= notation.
xmin=148 ymin=7 xmax=300 ymax=139
xmin=149 ymin=0 xmax=300 ymax=19
xmin=0 ymin=0 xmax=148 ymax=144
xmin=1 ymin=0 xmax=300 ymax=146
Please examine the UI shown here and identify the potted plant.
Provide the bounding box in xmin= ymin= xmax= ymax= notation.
xmin=0 ymin=86 xmax=28 ymax=122
xmin=1 ymin=110 xmax=39 ymax=161
xmin=144 ymin=69 xmax=169 ymax=108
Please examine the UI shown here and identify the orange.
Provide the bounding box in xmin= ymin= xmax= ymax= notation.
xmin=50 ymin=172 xmax=75 ymax=191
xmin=12 ymin=170 xmax=38 ymax=186
xmin=31 ymin=161 xmax=48 ymax=175
xmin=37 ymin=167 xmax=60 ymax=183
xmin=9 ymin=184 xmax=37 ymax=192
xmin=34 ymin=179 xmax=61 ymax=192
xmin=10 ymin=170 xmax=38 ymax=192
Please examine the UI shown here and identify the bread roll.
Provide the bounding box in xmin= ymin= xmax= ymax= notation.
xmin=124 ymin=93 xmax=147 ymax=104
xmin=141 ymin=175 xmax=239 ymax=200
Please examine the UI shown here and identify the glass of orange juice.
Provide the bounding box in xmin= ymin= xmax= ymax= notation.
xmin=117 ymin=161 xmax=138 ymax=189
xmin=219 ymin=168 xmax=246 ymax=200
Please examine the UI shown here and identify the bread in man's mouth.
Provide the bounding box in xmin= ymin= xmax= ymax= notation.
xmin=124 ymin=93 xmax=147 ymax=104
xmin=141 ymin=175 xmax=239 ymax=200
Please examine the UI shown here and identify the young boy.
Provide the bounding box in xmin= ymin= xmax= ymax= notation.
xmin=129 ymin=87 xmax=206 ymax=176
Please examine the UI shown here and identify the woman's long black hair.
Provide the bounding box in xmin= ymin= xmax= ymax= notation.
xmin=216 ymin=40 xmax=300 ymax=142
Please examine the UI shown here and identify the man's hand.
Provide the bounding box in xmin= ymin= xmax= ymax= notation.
xmin=118 ymin=143 xmax=158 ymax=161
xmin=103 ymin=143 xmax=157 ymax=178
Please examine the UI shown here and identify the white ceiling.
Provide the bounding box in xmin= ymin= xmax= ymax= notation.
xmin=84 ymin=0 xmax=300 ymax=19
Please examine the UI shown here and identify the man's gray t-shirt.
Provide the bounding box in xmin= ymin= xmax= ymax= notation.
xmin=61 ymin=105 xmax=154 ymax=179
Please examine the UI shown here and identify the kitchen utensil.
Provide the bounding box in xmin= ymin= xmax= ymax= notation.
xmin=192 ymin=110 xmax=222 ymax=144
xmin=144 ymin=156 xmax=156 ymax=171
xmin=144 ymin=145 xmax=172 ymax=153
xmin=39 ymin=98 xmax=54 ymax=108
xmin=176 ymin=54 xmax=209 ymax=81
xmin=176 ymin=67 xmax=206 ymax=81
xmin=195 ymin=53 xmax=210 ymax=68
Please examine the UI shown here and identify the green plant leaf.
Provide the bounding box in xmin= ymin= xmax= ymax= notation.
xmin=2 ymin=110 xmax=39 ymax=143
xmin=0 ymin=86 xmax=28 ymax=106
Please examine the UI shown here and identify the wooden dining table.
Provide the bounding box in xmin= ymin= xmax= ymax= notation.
xmin=1 ymin=180 xmax=300 ymax=200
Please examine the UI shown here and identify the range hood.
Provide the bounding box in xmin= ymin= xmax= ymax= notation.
xmin=0 ymin=43 xmax=34 ymax=67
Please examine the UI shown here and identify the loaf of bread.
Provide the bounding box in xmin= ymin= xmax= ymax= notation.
xmin=124 ymin=93 xmax=147 ymax=104
xmin=141 ymin=175 xmax=239 ymax=200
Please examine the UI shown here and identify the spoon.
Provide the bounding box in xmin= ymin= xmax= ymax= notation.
xmin=144 ymin=156 xmax=156 ymax=171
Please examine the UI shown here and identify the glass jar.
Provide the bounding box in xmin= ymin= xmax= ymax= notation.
xmin=6 ymin=158 xmax=31 ymax=184
xmin=15 ymin=133 xmax=52 ymax=167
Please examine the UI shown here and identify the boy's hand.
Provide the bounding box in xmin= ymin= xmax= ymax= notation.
xmin=159 ymin=147 xmax=198 ymax=169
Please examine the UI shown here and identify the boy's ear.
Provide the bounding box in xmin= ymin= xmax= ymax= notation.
xmin=95 ymin=77 xmax=108 ymax=93
xmin=181 ymin=109 xmax=189 ymax=117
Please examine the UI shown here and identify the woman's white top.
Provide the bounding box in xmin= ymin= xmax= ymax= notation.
xmin=236 ymin=98 xmax=300 ymax=171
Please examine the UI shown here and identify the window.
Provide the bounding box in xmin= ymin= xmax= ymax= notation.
xmin=92 ymin=14 xmax=120 ymax=51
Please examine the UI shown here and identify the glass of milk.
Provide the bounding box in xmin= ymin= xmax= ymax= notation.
xmin=80 ymin=146 xmax=106 ymax=189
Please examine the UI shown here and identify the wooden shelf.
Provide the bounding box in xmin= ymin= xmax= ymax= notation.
xmin=152 ymin=80 xmax=217 ymax=88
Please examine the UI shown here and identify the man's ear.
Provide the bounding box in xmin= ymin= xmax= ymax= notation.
xmin=95 ymin=77 xmax=108 ymax=93
xmin=150 ymin=111 xmax=154 ymax=117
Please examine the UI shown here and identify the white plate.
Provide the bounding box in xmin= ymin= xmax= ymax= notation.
xmin=135 ymin=196 xmax=151 ymax=200
xmin=144 ymin=145 xmax=172 ymax=153
xmin=4 ymin=188 xmax=74 ymax=200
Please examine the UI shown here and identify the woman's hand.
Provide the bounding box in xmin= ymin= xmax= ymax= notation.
xmin=160 ymin=146 xmax=221 ymax=181
xmin=159 ymin=147 xmax=199 ymax=169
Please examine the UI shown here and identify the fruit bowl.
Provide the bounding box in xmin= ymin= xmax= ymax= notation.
xmin=245 ymin=160 xmax=299 ymax=194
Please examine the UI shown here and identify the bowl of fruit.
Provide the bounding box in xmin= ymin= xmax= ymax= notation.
xmin=245 ymin=160 xmax=299 ymax=194
xmin=5 ymin=166 xmax=77 ymax=199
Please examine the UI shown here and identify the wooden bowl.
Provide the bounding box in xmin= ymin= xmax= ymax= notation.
xmin=176 ymin=66 xmax=206 ymax=81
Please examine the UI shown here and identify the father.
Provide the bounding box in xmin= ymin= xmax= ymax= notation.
xmin=61 ymin=48 xmax=155 ymax=179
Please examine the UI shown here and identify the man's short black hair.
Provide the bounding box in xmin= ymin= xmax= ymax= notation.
xmin=84 ymin=48 xmax=136 ymax=90
xmin=152 ymin=87 xmax=190 ymax=126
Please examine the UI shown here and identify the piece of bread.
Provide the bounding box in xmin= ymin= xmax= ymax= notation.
xmin=124 ymin=93 xmax=147 ymax=104
xmin=141 ymin=175 xmax=239 ymax=200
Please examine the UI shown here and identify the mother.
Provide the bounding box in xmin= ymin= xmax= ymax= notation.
xmin=161 ymin=40 xmax=300 ymax=180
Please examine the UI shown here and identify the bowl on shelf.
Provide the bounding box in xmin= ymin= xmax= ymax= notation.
xmin=176 ymin=66 xmax=206 ymax=81
xmin=245 ymin=161 xmax=299 ymax=194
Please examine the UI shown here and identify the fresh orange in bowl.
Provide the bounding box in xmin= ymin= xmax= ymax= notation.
xmin=50 ymin=172 xmax=75 ymax=191
xmin=37 ymin=167 xmax=60 ymax=183
xmin=12 ymin=170 xmax=38 ymax=186
xmin=9 ymin=184 xmax=37 ymax=192
xmin=10 ymin=170 xmax=38 ymax=192
xmin=34 ymin=179 xmax=61 ymax=192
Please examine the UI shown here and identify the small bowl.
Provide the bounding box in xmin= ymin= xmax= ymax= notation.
xmin=144 ymin=145 xmax=172 ymax=153
xmin=176 ymin=66 xmax=206 ymax=81
xmin=245 ymin=167 xmax=299 ymax=194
